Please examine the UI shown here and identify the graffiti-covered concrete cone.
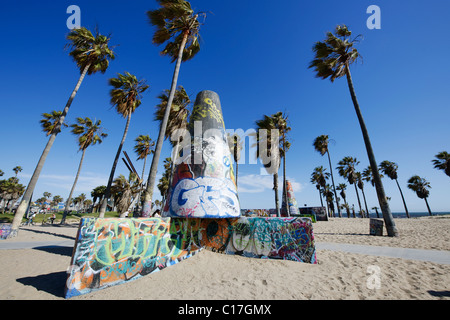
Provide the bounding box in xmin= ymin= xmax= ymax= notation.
xmin=162 ymin=90 xmax=240 ymax=218
xmin=282 ymin=180 xmax=299 ymax=216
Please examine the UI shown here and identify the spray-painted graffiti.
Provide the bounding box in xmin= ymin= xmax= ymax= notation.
xmin=0 ymin=224 xmax=12 ymax=239
xmin=242 ymin=209 xmax=276 ymax=217
xmin=282 ymin=180 xmax=299 ymax=216
xmin=65 ymin=216 xmax=316 ymax=298
xmin=163 ymin=90 xmax=240 ymax=218
xmin=65 ymin=218 xmax=203 ymax=298
xmin=170 ymin=177 xmax=239 ymax=218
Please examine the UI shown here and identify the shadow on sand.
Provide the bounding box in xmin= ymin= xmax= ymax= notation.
xmin=19 ymin=226 xmax=76 ymax=241
xmin=17 ymin=271 xmax=67 ymax=298
xmin=33 ymin=245 xmax=74 ymax=257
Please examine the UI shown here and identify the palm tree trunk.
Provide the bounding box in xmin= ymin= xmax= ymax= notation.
xmin=395 ymin=179 xmax=410 ymax=218
xmin=345 ymin=63 xmax=398 ymax=236
xmin=327 ymin=151 xmax=341 ymax=217
xmin=360 ymin=187 xmax=369 ymax=218
xmin=318 ymin=189 xmax=324 ymax=208
xmin=141 ymin=31 xmax=189 ymax=217
xmin=9 ymin=63 xmax=90 ymax=237
xmin=353 ymin=183 xmax=363 ymax=218
xmin=424 ymin=197 xmax=432 ymax=216
xmin=274 ymin=173 xmax=280 ymax=217
xmin=282 ymin=138 xmax=289 ymax=217
xmin=99 ymin=113 xmax=132 ymax=217
xmin=61 ymin=148 xmax=86 ymax=224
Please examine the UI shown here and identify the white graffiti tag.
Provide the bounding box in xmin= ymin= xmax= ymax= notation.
xmin=170 ymin=177 xmax=240 ymax=218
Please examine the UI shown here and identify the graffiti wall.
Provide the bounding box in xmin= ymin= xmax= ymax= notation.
xmin=65 ymin=218 xmax=203 ymax=298
xmin=162 ymin=91 xmax=240 ymax=218
xmin=65 ymin=216 xmax=316 ymax=298
xmin=0 ymin=224 xmax=12 ymax=239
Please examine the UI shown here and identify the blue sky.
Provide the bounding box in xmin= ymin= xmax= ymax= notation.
xmin=1 ymin=0 xmax=449 ymax=213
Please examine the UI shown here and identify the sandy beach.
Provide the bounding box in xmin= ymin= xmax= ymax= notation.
xmin=0 ymin=216 xmax=449 ymax=300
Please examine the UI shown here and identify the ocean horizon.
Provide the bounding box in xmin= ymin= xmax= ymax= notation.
xmin=347 ymin=211 xmax=450 ymax=219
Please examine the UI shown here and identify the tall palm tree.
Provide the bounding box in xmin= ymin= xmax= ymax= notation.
xmin=310 ymin=166 xmax=330 ymax=210
xmin=323 ymin=183 xmax=335 ymax=217
xmin=407 ymin=175 xmax=432 ymax=216
xmin=272 ymin=112 xmax=291 ymax=216
xmin=98 ymin=72 xmax=149 ymax=217
xmin=141 ymin=0 xmax=205 ymax=217
xmin=10 ymin=27 xmax=115 ymax=236
xmin=133 ymin=134 xmax=155 ymax=213
xmin=336 ymin=183 xmax=350 ymax=217
xmin=227 ymin=133 xmax=243 ymax=187
xmin=355 ymin=172 xmax=369 ymax=217
xmin=12 ymin=166 xmax=23 ymax=178
xmin=134 ymin=135 xmax=155 ymax=183
xmin=252 ymin=114 xmax=286 ymax=216
xmin=337 ymin=156 xmax=363 ymax=217
xmin=154 ymin=86 xmax=191 ymax=171
xmin=157 ymin=157 xmax=173 ymax=203
xmin=313 ymin=135 xmax=341 ymax=217
xmin=309 ymin=25 xmax=398 ymax=236
xmin=61 ymin=117 xmax=107 ymax=223
xmin=432 ymin=151 xmax=450 ymax=177
xmin=379 ymin=160 xmax=410 ymax=218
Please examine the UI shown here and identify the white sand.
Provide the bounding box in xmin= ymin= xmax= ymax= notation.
xmin=0 ymin=217 xmax=449 ymax=300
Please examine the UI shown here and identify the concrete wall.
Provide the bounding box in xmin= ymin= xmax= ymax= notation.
xmin=65 ymin=216 xmax=316 ymax=298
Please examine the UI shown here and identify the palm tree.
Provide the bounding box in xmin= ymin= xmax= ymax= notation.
xmin=12 ymin=166 xmax=23 ymax=178
xmin=313 ymin=135 xmax=341 ymax=217
xmin=337 ymin=156 xmax=364 ymax=217
xmin=61 ymin=117 xmax=107 ymax=223
xmin=111 ymin=173 xmax=141 ymax=218
xmin=154 ymin=86 xmax=191 ymax=146
xmin=141 ymin=0 xmax=205 ymax=217
xmin=227 ymin=133 xmax=243 ymax=187
xmin=432 ymin=151 xmax=450 ymax=177
xmin=98 ymin=72 xmax=149 ymax=217
xmin=252 ymin=114 xmax=287 ymax=216
xmin=323 ymin=184 xmax=335 ymax=217
xmin=134 ymin=135 xmax=155 ymax=183
xmin=379 ymin=160 xmax=410 ymax=218
xmin=309 ymin=25 xmax=397 ymax=236
xmin=407 ymin=175 xmax=433 ymax=216
xmin=0 ymin=178 xmax=25 ymax=213
xmin=10 ymin=27 xmax=115 ymax=236
xmin=51 ymin=195 xmax=63 ymax=212
xmin=91 ymin=185 xmax=106 ymax=212
xmin=133 ymin=134 xmax=155 ymax=213
xmin=272 ymin=112 xmax=291 ymax=216
xmin=310 ymin=166 xmax=330 ymax=211
xmin=75 ymin=193 xmax=87 ymax=212
xmin=158 ymin=157 xmax=173 ymax=203
xmin=355 ymin=172 xmax=369 ymax=218
xmin=372 ymin=206 xmax=380 ymax=218
xmin=336 ymin=183 xmax=350 ymax=217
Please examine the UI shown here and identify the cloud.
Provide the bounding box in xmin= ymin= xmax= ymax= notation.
xmin=238 ymin=174 xmax=303 ymax=194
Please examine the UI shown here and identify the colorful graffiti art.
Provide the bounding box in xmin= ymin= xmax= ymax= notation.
xmin=65 ymin=216 xmax=316 ymax=298
xmin=0 ymin=224 xmax=12 ymax=239
xmin=224 ymin=217 xmax=316 ymax=262
xmin=65 ymin=218 xmax=203 ymax=298
xmin=281 ymin=180 xmax=299 ymax=216
xmin=163 ymin=91 xmax=240 ymax=218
